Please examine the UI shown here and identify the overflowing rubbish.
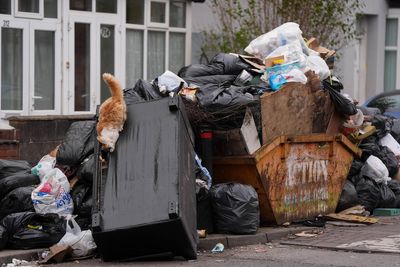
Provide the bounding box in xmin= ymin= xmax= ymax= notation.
xmin=2 ymin=20 xmax=400 ymax=264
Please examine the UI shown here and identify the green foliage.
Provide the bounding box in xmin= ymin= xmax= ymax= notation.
xmin=202 ymin=0 xmax=364 ymax=55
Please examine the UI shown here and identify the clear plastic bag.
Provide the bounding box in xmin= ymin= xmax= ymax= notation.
xmin=57 ymin=215 xmax=97 ymax=258
xmin=244 ymin=22 xmax=308 ymax=59
xmin=31 ymin=155 xmax=56 ymax=180
xmin=31 ymin=168 xmax=73 ymax=216
xmin=157 ymin=70 xmax=188 ymax=94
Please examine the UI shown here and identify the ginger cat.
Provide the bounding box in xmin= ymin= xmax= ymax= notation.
xmin=96 ymin=73 xmax=127 ymax=152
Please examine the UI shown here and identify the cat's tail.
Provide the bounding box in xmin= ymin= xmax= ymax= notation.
xmin=102 ymin=73 xmax=123 ymax=100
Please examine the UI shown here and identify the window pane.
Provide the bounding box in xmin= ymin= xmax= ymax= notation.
xmin=170 ymin=1 xmax=186 ymax=28
xmin=148 ymin=31 xmax=165 ymax=80
xmin=75 ymin=23 xmax=91 ymax=111
xmin=19 ymin=0 xmax=39 ymax=13
xmin=384 ymin=50 xmax=397 ymax=92
xmin=126 ymin=0 xmax=144 ymax=24
xmin=386 ymin=19 xmax=398 ymax=46
xmin=0 ymin=0 xmax=11 ymax=14
xmin=169 ymin=33 xmax=185 ymax=73
xmin=126 ymin=30 xmax=143 ymax=87
xmin=1 ymin=28 xmax=23 ymax=110
xmin=100 ymin=25 xmax=115 ymax=103
xmin=44 ymin=0 xmax=57 ymax=18
xmin=151 ymin=2 xmax=166 ymax=23
xmin=96 ymin=0 xmax=117 ymax=13
xmin=34 ymin=30 xmax=55 ymax=110
xmin=70 ymin=0 xmax=92 ymax=11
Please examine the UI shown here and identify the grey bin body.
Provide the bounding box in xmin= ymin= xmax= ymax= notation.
xmin=92 ymin=96 xmax=198 ymax=261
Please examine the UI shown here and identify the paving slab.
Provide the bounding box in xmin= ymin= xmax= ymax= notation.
xmin=280 ymin=216 xmax=400 ymax=254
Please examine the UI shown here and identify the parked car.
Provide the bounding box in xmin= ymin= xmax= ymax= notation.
xmin=363 ymin=90 xmax=400 ymax=119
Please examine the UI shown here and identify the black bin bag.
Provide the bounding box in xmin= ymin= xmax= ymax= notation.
xmin=0 ymin=225 xmax=8 ymax=250
xmin=56 ymin=121 xmax=96 ymax=166
xmin=1 ymin=212 xmax=66 ymax=249
xmin=336 ymin=180 xmax=359 ymax=212
xmin=0 ymin=186 xmax=35 ymax=220
xmin=210 ymin=182 xmax=260 ymax=234
xmin=0 ymin=173 xmax=39 ymax=200
xmin=0 ymin=160 xmax=31 ymax=180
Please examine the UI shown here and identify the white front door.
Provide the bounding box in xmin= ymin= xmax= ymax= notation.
xmin=29 ymin=21 xmax=61 ymax=115
xmin=67 ymin=14 xmax=120 ymax=114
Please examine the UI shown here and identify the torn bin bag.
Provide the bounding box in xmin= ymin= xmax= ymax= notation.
xmin=56 ymin=121 xmax=96 ymax=166
xmin=0 ymin=186 xmax=35 ymax=220
xmin=210 ymin=182 xmax=259 ymax=234
xmin=0 ymin=160 xmax=31 ymax=180
xmin=1 ymin=212 xmax=66 ymax=249
xmin=0 ymin=173 xmax=39 ymax=200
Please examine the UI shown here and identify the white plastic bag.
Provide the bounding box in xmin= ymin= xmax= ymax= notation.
xmin=306 ymin=55 xmax=331 ymax=80
xmin=31 ymin=168 xmax=74 ymax=216
xmin=379 ymin=133 xmax=400 ymax=156
xmin=157 ymin=70 xmax=188 ymax=94
xmin=58 ymin=215 xmax=97 ymax=258
xmin=265 ymin=43 xmax=307 ymax=68
xmin=31 ymin=155 xmax=56 ymax=180
xmin=360 ymin=155 xmax=391 ymax=184
xmin=245 ymin=22 xmax=308 ymax=59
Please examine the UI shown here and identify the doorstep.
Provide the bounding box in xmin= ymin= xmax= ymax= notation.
xmin=198 ymin=225 xmax=317 ymax=250
xmin=0 ymin=248 xmax=43 ymax=264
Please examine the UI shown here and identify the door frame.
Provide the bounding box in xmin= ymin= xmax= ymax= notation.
xmin=67 ymin=13 xmax=121 ymax=114
xmin=29 ymin=21 xmax=61 ymax=115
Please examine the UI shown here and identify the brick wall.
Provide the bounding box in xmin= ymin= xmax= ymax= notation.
xmin=6 ymin=115 xmax=94 ymax=165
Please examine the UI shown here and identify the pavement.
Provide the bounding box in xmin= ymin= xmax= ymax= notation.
xmin=280 ymin=216 xmax=400 ymax=254
xmin=4 ymin=216 xmax=400 ymax=265
xmin=0 ymin=225 xmax=314 ymax=265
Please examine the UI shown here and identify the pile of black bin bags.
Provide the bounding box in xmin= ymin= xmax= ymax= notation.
xmin=0 ymin=160 xmax=67 ymax=250
xmin=0 ymin=120 xmax=96 ymax=251
xmin=337 ymin=112 xmax=400 ymax=213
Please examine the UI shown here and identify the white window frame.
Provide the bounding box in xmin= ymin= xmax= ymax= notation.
xmin=15 ymin=0 xmax=44 ymax=19
xmin=122 ymin=0 xmax=191 ymax=84
xmin=66 ymin=0 xmax=121 ymax=115
xmin=0 ymin=20 xmax=30 ymax=116
xmin=29 ymin=21 xmax=61 ymax=115
xmin=148 ymin=0 xmax=169 ymax=28
xmin=387 ymin=10 xmax=400 ymax=90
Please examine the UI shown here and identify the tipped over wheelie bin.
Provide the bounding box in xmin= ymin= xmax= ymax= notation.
xmin=213 ymin=134 xmax=361 ymax=225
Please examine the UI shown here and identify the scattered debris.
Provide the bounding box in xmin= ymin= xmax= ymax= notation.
xmin=211 ymin=243 xmax=225 ymax=253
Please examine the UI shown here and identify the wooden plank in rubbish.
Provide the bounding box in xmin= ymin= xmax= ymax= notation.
xmin=325 ymin=213 xmax=378 ymax=225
